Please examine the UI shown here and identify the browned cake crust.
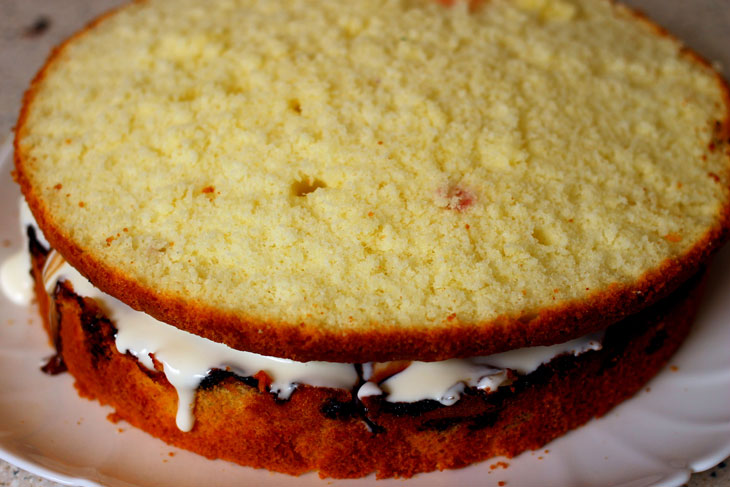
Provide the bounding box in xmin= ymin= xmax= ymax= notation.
xmin=13 ymin=0 xmax=730 ymax=363
xmin=30 ymin=245 xmax=704 ymax=478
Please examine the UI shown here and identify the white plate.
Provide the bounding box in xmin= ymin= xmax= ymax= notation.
xmin=0 ymin=137 xmax=729 ymax=487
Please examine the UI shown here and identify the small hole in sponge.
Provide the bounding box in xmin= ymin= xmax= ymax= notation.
xmin=291 ymin=177 xmax=327 ymax=197
xmin=532 ymin=227 xmax=554 ymax=246
xmin=289 ymin=99 xmax=302 ymax=114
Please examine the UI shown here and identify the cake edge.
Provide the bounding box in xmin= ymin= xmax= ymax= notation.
xmin=13 ymin=0 xmax=730 ymax=362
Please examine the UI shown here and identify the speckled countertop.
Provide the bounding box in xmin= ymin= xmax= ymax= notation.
xmin=1 ymin=1 xmax=729 ymax=486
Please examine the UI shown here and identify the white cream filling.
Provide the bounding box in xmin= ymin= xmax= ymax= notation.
xmin=361 ymin=362 xmax=509 ymax=406
xmin=362 ymin=334 xmax=603 ymax=404
xmin=0 ymin=200 xmax=49 ymax=305
xmin=6 ymin=198 xmax=604 ymax=432
xmin=42 ymin=251 xmax=358 ymax=432
xmin=42 ymin=252 xmax=602 ymax=430
xmin=1 ymin=250 xmax=34 ymax=305
xmin=481 ymin=335 xmax=604 ymax=375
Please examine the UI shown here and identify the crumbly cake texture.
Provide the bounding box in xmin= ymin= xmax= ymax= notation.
xmin=15 ymin=0 xmax=730 ymax=361
xmin=30 ymin=244 xmax=703 ymax=478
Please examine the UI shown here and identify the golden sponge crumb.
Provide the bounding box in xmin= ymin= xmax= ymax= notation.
xmin=19 ymin=0 xmax=729 ymax=330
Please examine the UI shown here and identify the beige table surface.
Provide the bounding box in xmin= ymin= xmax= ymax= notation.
xmin=1 ymin=1 xmax=729 ymax=486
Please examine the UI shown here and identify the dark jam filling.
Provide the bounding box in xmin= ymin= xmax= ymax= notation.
xmin=28 ymin=225 xmax=67 ymax=375
xmin=27 ymin=225 xmax=49 ymax=258
xmin=320 ymin=397 xmax=359 ymax=420
xmin=199 ymin=369 xmax=259 ymax=391
xmin=320 ymin=363 xmax=386 ymax=433
xmin=40 ymin=353 xmax=67 ymax=375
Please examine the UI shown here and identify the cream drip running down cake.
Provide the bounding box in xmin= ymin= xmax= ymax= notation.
xmin=8 ymin=0 xmax=730 ymax=479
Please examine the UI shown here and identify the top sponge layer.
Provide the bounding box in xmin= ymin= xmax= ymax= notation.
xmin=15 ymin=0 xmax=730 ymax=361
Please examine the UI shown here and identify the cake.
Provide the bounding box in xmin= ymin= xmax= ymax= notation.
xmin=9 ymin=0 xmax=730 ymax=479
